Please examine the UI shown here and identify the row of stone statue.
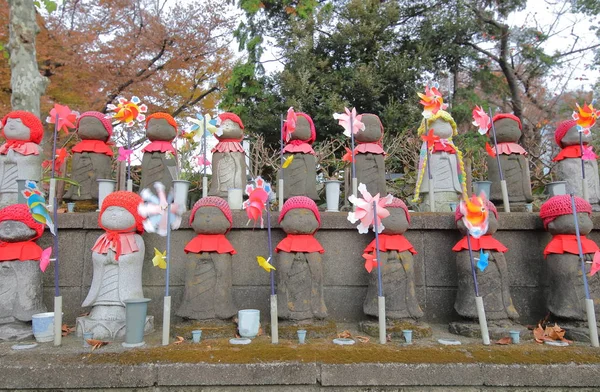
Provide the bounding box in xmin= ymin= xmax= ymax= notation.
xmin=1 ymin=187 xmax=598 ymax=341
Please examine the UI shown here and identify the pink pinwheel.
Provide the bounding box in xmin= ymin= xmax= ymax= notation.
xmin=572 ymin=102 xmax=600 ymax=135
xmin=46 ymin=104 xmax=79 ymax=134
xmin=285 ymin=107 xmax=297 ymax=142
xmin=243 ymin=177 xmax=272 ymax=228
xmin=333 ymin=107 xmax=365 ymax=138
xmin=197 ymin=155 xmax=211 ymax=167
xmin=39 ymin=247 xmax=53 ymax=272
xmin=417 ymin=83 xmax=448 ymax=119
xmin=582 ymin=146 xmax=597 ymax=161
xmin=117 ymin=147 xmax=133 ymax=162
xmin=347 ymin=183 xmax=393 ymax=234
xmin=590 ymin=251 xmax=600 ymax=277
xmin=472 ymin=105 xmax=491 ymax=135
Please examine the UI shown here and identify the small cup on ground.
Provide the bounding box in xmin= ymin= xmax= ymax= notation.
xmin=509 ymin=330 xmax=520 ymax=344
xmin=192 ymin=330 xmax=202 ymax=343
xmin=297 ymin=329 xmax=307 ymax=344
xmin=402 ymin=329 xmax=413 ymax=344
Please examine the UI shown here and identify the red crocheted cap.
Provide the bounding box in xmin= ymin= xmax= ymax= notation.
xmin=388 ymin=197 xmax=411 ymax=224
xmin=554 ymin=119 xmax=578 ymax=148
xmin=219 ymin=112 xmax=244 ymax=129
xmin=0 ymin=204 xmax=44 ymax=241
xmin=539 ymin=195 xmax=592 ymax=229
xmin=283 ymin=112 xmax=316 ymax=145
xmin=76 ymin=111 xmax=113 ymax=139
xmin=189 ymin=196 xmax=233 ymax=231
xmin=99 ymin=191 xmax=144 ymax=234
xmin=145 ymin=112 xmax=178 ymax=133
xmin=455 ymin=199 xmax=498 ymax=222
xmin=1 ymin=111 xmax=44 ymax=144
xmin=279 ymin=196 xmax=321 ymax=227
xmin=488 ymin=113 xmax=522 ymax=133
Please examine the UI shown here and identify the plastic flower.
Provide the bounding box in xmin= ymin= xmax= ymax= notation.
xmin=117 ymin=147 xmax=133 ymax=162
xmin=572 ymin=102 xmax=600 ymax=135
xmin=418 ymin=83 xmax=448 ymax=119
xmin=347 ymin=183 xmax=393 ymax=234
xmin=107 ymin=96 xmax=148 ymax=127
xmin=333 ymin=107 xmax=365 ymax=137
xmin=46 ymin=104 xmax=79 ymax=134
xmin=472 ymin=105 xmax=491 ymax=135
xmin=459 ymin=194 xmax=489 ymax=239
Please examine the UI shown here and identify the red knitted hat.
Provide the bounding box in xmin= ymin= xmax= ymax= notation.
xmin=388 ymin=197 xmax=411 ymax=224
xmin=539 ymin=195 xmax=591 ymax=229
xmin=488 ymin=113 xmax=522 ymax=134
xmin=279 ymin=196 xmax=321 ymax=227
xmin=1 ymin=111 xmax=44 ymax=144
xmin=0 ymin=204 xmax=45 ymax=241
xmin=218 ymin=112 xmax=244 ymax=129
xmin=554 ymin=119 xmax=577 ymax=148
xmin=99 ymin=191 xmax=144 ymax=233
xmin=145 ymin=112 xmax=178 ymax=133
xmin=77 ymin=111 xmax=113 ymax=139
xmin=189 ymin=196 xmax=233 ymax=231
xmin=283 ymin=112 xmax=316 ymax=145
xmin=455 ymin=199 xmax=498 ymax=222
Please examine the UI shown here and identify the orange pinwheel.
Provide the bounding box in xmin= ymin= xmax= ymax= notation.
xmin=107 ymin=96 xmax=148 ymax=127
xmin=459 ymin=194 xmax=489 ymax=239
xmin=572 ymin=102 xmax=600 ymax=135
xmin=417 ymin=83 xmax=448 ymax=119
xmin=421 ymin=129 xmax=440 ymax=149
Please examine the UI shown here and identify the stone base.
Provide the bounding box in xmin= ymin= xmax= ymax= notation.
xmin=495 ymin=203 xmax=530 ymax=212
xmin=559 ymin=321 xmax=600 ymax=343
xmin=0 ymin=321 xmax=33 ymax=341
xmin=173 ymin=319 xmax=237 ymax=339
xmin=359 ymin=319 xmax=432 ymax=339
xmin=76 ymin=315 xmax=154 ymax=341
xmin=276 ymin=319 xmax=337 ymax=340
xmin=449 ymin=320 xmax=528 ymax=341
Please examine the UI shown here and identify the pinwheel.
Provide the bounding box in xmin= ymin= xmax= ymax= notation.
xmin=46 ymin=104 xmax=78 ymax=134
xmin=257 ymin=256 xmax=276 ymax=272
xmin=189 ymin=112 xmax=219 ymax=197
xmin=22 ymin=180 xmax=55 ymax=235
xmin=138 ymin=181 xmax=182 ymax=346
xmin=152 ymin=248 xmax=167 ymax=269
xmin=417 ymin=82 xmax=448 ymax=119
xmin=243 ymin=176 xmax=271 ymax=228
xmin=196 ymin=155 xmax=211 ymax=167
xmin=39 ymin=247 xmax=53 ymax=273
xmin=571 ymin=101 xmax=600 ymax=202
xmin=117 ymin=147 xmax=133 ymax=162
xmin=476 ymin=250 xmax=489 ymax=272
xmin=107 ymin=96 xmax=148 ymax=127
xmin=590 ymin=251 xmax=600 ymax=277
xmin=334 ymin=107 xmax=364 ymax=202
xmin=472 ymin=106 xmax=491 ymax=135
xmin=284 ymin=107 xmax=297 ymax=142
xmin=458 ymin=193 xmax=491 ymax=345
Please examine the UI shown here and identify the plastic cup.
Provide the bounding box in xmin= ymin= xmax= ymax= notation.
xmin=509 ymin=330 xmax=520 ymax=344
xmin=297 ymin=329 xmax=307 ymax=344
xmin=402 ymin=329 xmax=413 ymax=344
xmin=192 ymin=330 xmax=202 ymax=343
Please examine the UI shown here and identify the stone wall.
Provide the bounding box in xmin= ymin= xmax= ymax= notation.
xmin=38 ymin=211 xmax=600 ymax=325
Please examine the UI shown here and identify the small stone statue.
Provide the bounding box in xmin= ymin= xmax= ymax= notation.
xmin=0 ymin=204 xmax=46 ymax=340
xmin=140 ymin=112 xmax=178 ymax=194
xmin=275 ymin=196 xmax=326 ymax=321
xmin=553 ymin=119 xmax=600 ymax=208
xmin=414 ymin=110 xmax=466 ymax=212
xmin=451 ymin=200 xmax=519 ymax=323
xmin=353 ymin=113 xmax=386 ymax=198
xmin=209 ymin=113 xmax=247 ymax=198
xmin=362 ymin=197 xmax=423 ymax=319
xmin=280 ymin=112 xmax=319 ymax=200
xmin=77 ymin=191 xmax=152 ymax=339
xmin=177 ymin=197 xmax=237 ymax=320
xmin=0 ymin=111 xmax=43 ymax=208
xmin=539 ymin=195 xmax=600 ymax=334
xmin=64 ymin=111 xmax=113 ymax=201
xmin=487 ymin=114 xmax=533 ymax=208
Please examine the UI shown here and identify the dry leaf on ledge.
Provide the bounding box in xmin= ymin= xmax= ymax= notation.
xmin=337 ymin=330 xmax=352 ymax=339
xmin=173 ymin=336 xmax=185 ymax=345
xmin=87 ymin=339 xmax=109 ymax=351
xmin=495 ymin=337 xmax=512 ymax=345
xmin=355 ymin=335 xmax=370 ymax=343
xmin=61 ymin=324 xmax=75 ymax=337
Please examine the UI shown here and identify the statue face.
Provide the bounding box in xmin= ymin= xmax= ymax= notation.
xmin=0 ymin=220 xmax=37 ymax=242
xmin=290 ymin=116 xmax=312 ymax=141
xmin=220 ymin=119 xmax=244 ymax=139
xmin=561 ymin=125 xmax=591 ymax=146
xmin=548 ymin=213 xmax=593 ymax=235
xmin=146 ymin=118 xmax=177 ymax=141
xmin=493 ymin=118 xmax=521 ymax=143
xmin=356 ymin=114 xmax=382 ymax=143
xmin=100 ymin=206 xmax=136 ymax=231
xmin=381 ymin=208 xmax=409 ymax=234
xmin=280 ymin=208 xmax=319 ymax=234
xmin=429 ymin=119 xmax=453 ymax=139
xmin=191 ymin=206 xmax=230 ymax=234
xmin=3 ymin=118 xmax=31 ymax=141
xmin=78 ymin=117 xmax=109 ymax=141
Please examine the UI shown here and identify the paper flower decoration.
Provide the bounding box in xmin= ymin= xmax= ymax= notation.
xmin=22 ymin=180 xmax=55 ymax=235
xmin=472 ymin=105 xmax=491 ymax=135
xmin=42 ymin=148 xmax=68 ymax=174
xmin=188 ymin=113 xmax=220 ymax=139
xmin=243 ymin=176 xmax=271 ymax=228
xmin=117 ymin=147 xmax=133 ymax=162
xmin=485 ymin=142 xmax=496 ymax=157
xmin=590 ymin=251 xmax=600 ymax=277
xmin=282 ymin=155 xmax=294 ymax=168
xmin=476 ymin=250 xmax=489 ymax=272
xmin=333 ymin=107 xmax=365 ymax=138
xmin=107 ymin=96 xmax=148 ymax=127
xmin=197 ymin=155 xmax=211 ymax=167
xmin=138 ymin=182 xmax=182 ymax=236
xmin=582 ymin=146 xmax=597 ymax=161
xmin=46 ymin=104 xmax=78 ymax=134
xmin=418 ymin=83 xmax=448 ymax=119
xmin=152 ymin=248 xmax=167 ymax=269
xmin=39 ymin=247 xmax=53 ymax=272
xmin=347 ymin=183 xmax=393 ymax=234
xmin=285 ymin=107 xmax=297 ymax=142
xmin=362 ymin=252 xmax=379 ymax=273
xmin=257 ymin=256 xmax=276 ymax=272
xmin=421 ymin=129 xmax=440 ymax=150
xmin=459 ymin=194 xmax=489 ymax=239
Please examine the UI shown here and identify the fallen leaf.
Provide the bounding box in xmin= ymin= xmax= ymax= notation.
xmin=61 ymin=324 xmax=75 ymax=337
xmin=495 ymin=337 xmax=512 ymax=345
xmin=87 ymin=339 xmax=109 ymax=351
xmin=257 ymin=326 xmax=263 ymax=336
xmin=173 ymin=336 xmax=185 ymax=345
xmin=79 ymin=312 xmax=90 ymax=317
xmin=355 ymin=335 xmax=370 ymax=343
xmin=337 ymin=330 xmax=352 ymax=339
xmin=533 ymin=323 xmax=546 ymax=343
xmin=386 ymin=333 xmax=392 ymax=342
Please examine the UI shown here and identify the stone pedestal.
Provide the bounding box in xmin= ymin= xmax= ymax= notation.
xmin=359 ymin=319 xmax=432 ymax=339
xmin=449 ymin=320 xmax=528 ymax=341
xmin=76 ymin=314 xmax=154 ymax=340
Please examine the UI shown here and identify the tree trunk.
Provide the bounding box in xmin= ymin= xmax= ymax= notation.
xmin=8 ymin=0 xmax=48 ymax=117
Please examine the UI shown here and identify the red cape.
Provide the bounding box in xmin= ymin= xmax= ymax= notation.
xmin=0 ymin=241 xmax=42 ymax=262
xmin=452 ymin=235 xmax=508 ymax=253
xmin=72 ymin=140 xmax=114 ymax=156
xmin=184 ymin=234 xmax=236 ymax=255
xmin=553 ymin=145 xmax=597 ymax=162
xmin=276 ymin=234 xmax=324 ymax=254
xmin=142 ymin=140 xmax=176 ymax=154
xmin=432 ymin=141 xmax=456 ymax=154
xmin=363 ymin=234 xmax=417 ymax=254
xmin=543 ymin=234 xmax=599 ymax=257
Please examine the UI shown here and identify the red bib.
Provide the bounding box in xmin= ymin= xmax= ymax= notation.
xmin=452 ymin=235 xmax=507 ymax=253
xmin=0 ymin=241 xmax=42 ymax=262
xmin=276 ymin=234 xmax=324 ymax=254
xmin=184 ymin=234 xmax=236 ymax=255
xmin=72 ymin=140 xmax=114 ymax=156
xmin=543 ymin=234 xmax=599 ymax=257
xmin=363 ymin=234 xmax=417 ymax=255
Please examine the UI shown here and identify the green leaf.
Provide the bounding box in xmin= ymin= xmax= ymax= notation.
xmin=44 ymin=0 xmax=58 ymax=13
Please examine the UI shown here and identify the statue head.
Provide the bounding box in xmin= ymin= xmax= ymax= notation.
xmin=217 ymin=112 xmax=244 ymax=140
xmin=381 ymin=197 xmax=410 ymax=234
xmin=540 ymin=195 xmax=593 ymax=235
xmin=98 ymin=191 xmax=144 ymax=233
xmin=1 ymin=111 xmax=43 ymax=143
xmin=284 ymin=112 xmax=316 ymax=144
xmin=76 ymin=111 xmax=113 ymax=141
xmin=490 ymin=113 xmax=522 ymax=143
xmin=356 ymin=113 xmax=384 ymax=143
xmin=555 ymin=119 xmax=590 ymax=148
xmin=189 ymin=197 xmax=233 ymax=234
xmin=279 ymin=196 xmax=321 ymax=235
xmin=417 ymin=110 xmax=456 ymax=140
xmin=0 ymin=204 xmax=44 ymax=243
xmin=145 ymin=112 xmax=178 ymax=141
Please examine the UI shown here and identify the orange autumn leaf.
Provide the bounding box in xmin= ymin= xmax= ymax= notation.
xmin=173 ymin=336 xmax=185 ymax=345
xmin=495 ymin=336 xmax=512 ymax=345
xmin=337 ymin=330 xmax=352 ymax=339
xmin=61 ymin=324 xmax=75 ymax=337
xmin=87 ymin=339 xmax=109 ymax=351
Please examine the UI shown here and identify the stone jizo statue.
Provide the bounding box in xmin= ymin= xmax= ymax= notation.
xmin=209 ymin=112 xmax=247 ymax=198
xmin=140 ymin=112 xmax=178 ymax=194
xmin=352 ymin=113 xmax=387 ymax=198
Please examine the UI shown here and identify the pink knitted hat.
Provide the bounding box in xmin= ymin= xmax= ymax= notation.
xmin=189 ymin=197 xmax=233 ymax=231
xmin=1 ymin=111 xmax=44 ymax=144
xmin=279 ymin=196 xmax=321 ymax=227
xmin=76 ymin=111 xmax=113 ymax=139
xmin=539 ymin=195 xmax=591 ymax=229
xmin=554 ymin=119 xmax=577 ymax=148
xmin=0 ymin=204 xmax=44 ymax=241
xmin=283 ymin=112 xmax=316 ymax=145
xmin=388 ymin=197 xmax=411 ymax=224
xmin=455 ymin=199 xmax=498 ymax=222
